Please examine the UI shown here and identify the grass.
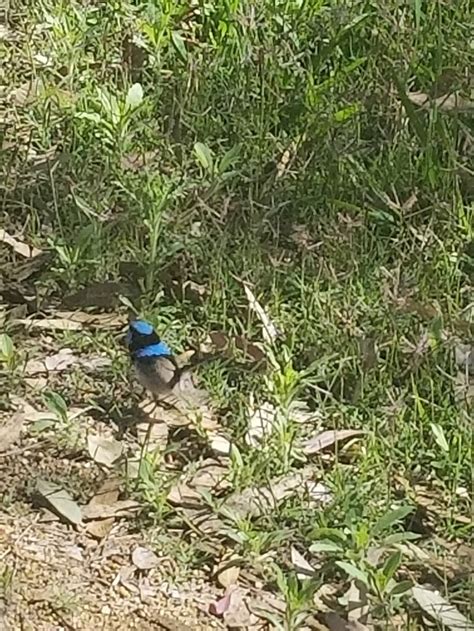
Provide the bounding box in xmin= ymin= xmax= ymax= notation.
xmin=1 ymin=0 xmax=472 ymax=628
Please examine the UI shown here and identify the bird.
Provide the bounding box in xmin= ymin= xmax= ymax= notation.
xmin=126 ymin=319 xmax=182 ymax=398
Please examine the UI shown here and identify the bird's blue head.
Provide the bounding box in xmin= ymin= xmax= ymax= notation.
xmin=126 ymin=319 xmax=173 ymax=358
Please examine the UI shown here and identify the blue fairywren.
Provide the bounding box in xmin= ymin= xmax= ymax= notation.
xmin=126 ymin=319 xmax=182 ymax=398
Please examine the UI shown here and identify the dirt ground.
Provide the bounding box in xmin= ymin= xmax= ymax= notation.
xmin=0 ymin=416 xmax=225 ymax=631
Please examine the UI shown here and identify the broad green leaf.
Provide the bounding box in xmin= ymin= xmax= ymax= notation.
xmin=413 ymin=0 xmax=422 ymax=29
xmin=43 ymin=391 xmax=68 ymax=421
xmin=391 ymin=70 xmax=427 ymax=145
xmin=31 ymin=419 xmax=56 ymax=433
xmin=384 ymin=532 xmax=420 ymax=545
xmin=219 ymin=144 xmax=240 ymax=174
xmin=74 ymin=111 xmax=103 ymax=124
xmin=389 ymin=579 xmax=413 ymax=596
xmin=334 ymin=103 xmax=359 ymax=122
xmin=430 ymin=422 xmax=449 ymax=452
xmin=382 ymin=549 xmax=402 ymax=584
xmin=309 ymin=540 xmax=343 ymax=553
xmin=335 ymin=561 xmax=369 ymax=586
xmin=311 ymin=527 xmax=347 ymax=542
xmin=194 ymin=141 xmax=213 ymax=171
xmin=373 ymin=505 xmax=414 ymax=535
xmin=0 ymin=333 xmax=14 ymax=361
xmin=126 ymin=82 xmax=144 ymax=109
xmin=171 ymin=31 xmax=187 ymax=62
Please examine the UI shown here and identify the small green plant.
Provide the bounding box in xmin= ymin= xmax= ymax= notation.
xmin=0 ymin=333 xmax=16 ymax=371
xmin=31 ymin=391 xmax=81 ymax=449
xmin=131 ymin=450 xmax=173 ymax=522
xmin=76 ymin=82 xmax=144 ymax=152
xmin=267 ymin=565 xmax=321 ymax=631
xmin=193 ymin=141 xmax=240 ymax=197
xmin=0 ymin=562 xmax=15 ymax=596
xmin=310 ymin=506 xmax=417 ymax=618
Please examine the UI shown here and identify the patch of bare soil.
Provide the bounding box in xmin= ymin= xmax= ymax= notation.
xmin=0 ymin=503 xmax=222 ymax=631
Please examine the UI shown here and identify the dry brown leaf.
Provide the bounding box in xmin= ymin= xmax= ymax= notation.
xmin=44 ymin=349 xmax=79 ymax=372
xmin=139 ymin=398 xmax=190 ymax=427
xmin=85 ymin=478 xmax=121 ymax=538
xmin=121 ymin=150 xmax=157 ymax=171
xmin=35 ymin=480 xmax=82 ymax=526
xmin=454 ymin=343 xmax=474 ymax=376
xmin=136 ymin=420 xmax=169 ymax=452
xmin=140 ymin=385 xmax=222 ymax=443
xmin=174 ymin=349 xmax=197 ymax=368
xmin=222 ymin=587 xmax=256 ymax=627
xmin=92 ymin=514 xmax=121 ymax=542
xmin=303 ymin=429 xmax=365 ymax=455
xmin=62 ymin=281 xmax=135 ymax=309
xmin=112 ymin=564 xmax=137 ymax=592
xmin=290 ymin=546 xmax=316 ymax=579
xmin=121 ymin=33 xmax=147 ymax=75
xmin=0 ymin=411 xmax=25 ymax=452
xmin=245 ymin=400 xmax=277 ymax=447
xmin=25 ymin=376 xmax=48 ymax=392
xmin=12 ymin=79 xmax=41 ymax=106
xmin=0 ymin=229 xmax=42 ymax=258
xmin=359 ymin=337 xmax=378 ymax=372
xmin=454 ymin=371 xmax=474 ymax=407
xmin=291 ymin=224 xmax=321 ymax=251
xmin=305 ymin=481 xmax=333 ymax=505
xmin=222 ymin=466 xmax=318 ymax=520
xmin=206 ymin=331 xmax=265 ymax=362
xmin=10 ymin=398 xmax=51 ymax=423
xmin=209 ymin=587 xmax=235 ymax=617
xmin=242 ymin=282 xmax=280 ymax=343
xmin=325 ymin=612 xmax=370 ymax=631
xmin=83 ymin=499 xmax=140 ymax=521
xmin=407 ymin=91 xmax=474 ymax=113
xmin=210 ymin=434 xmax=232 ymax=456
xmin=346 ymin=579 xmax=369 ymax=623
xmin=246 ymin=590 xmax=287 ymax=621
xmin=412 ymin=585 xmax=474 ymax=631
xmin=234 ymin=335 xmax=266 ymax=361
xmin=171 ymin=369 xmax=211 ymax=410
xmin=183 ymin=508 xmax=224 ymax=537
xmin=13 ymin=252 xmax=52 ymax=282
xmin=0 ymin=25 xmax=15 ymax=41
xmin=214 ymin=555 xmax=241 ymax=588
xmin=87 ymin=434 xmax=123 ymax=467
xmin=25 ymin=349 xmax=111 ymax=375
xmin=132 ymin=546 xmax=160 ymax=570
xmin=15 ymin=311 xmax=126 ymax=331
xmin=190 ymin=459 xmax=230 ymax=491
xmin=208 ymin=331 xmax=228 ymax=352
xmin=139 ymin=577 xmax=157 ymax=602
xmin=210 ymin=586 xmax=257 ymax=627
xmin=276 ymin=142 xmax=295 ymax=178
xmin=182 ymin=279 xmax=208 ymax=303
xmin=289 ymin=399 xmax=322 ymax=424
xmin=167 ymin=482 xmax=203 ymax=507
